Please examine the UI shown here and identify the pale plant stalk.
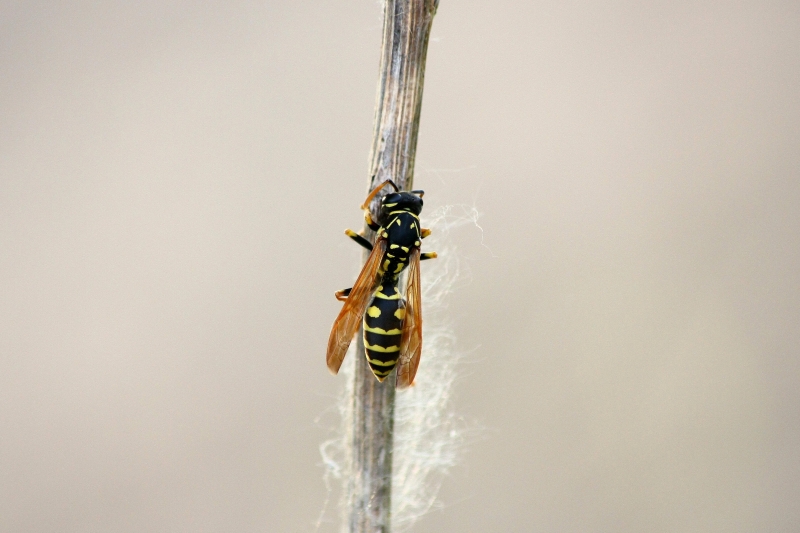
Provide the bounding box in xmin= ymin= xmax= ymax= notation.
xmin=347 ymin=1 xmax=439 ymax=532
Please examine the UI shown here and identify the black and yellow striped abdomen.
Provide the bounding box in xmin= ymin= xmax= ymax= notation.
xmin=363 ymin=283 xmax=406 ymax=381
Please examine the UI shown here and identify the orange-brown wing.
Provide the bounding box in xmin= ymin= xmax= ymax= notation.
xmin=396 ymin=248 xmax=422 ymax=389
xmin=326 ymin=238 xmax=387 ymax=374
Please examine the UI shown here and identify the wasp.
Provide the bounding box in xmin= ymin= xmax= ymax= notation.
xmin=327 ymin=180 xmax=437 ymax=388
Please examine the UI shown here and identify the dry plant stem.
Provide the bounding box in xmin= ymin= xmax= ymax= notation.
xmin=347 ymin=1 xmax=438 ymax=532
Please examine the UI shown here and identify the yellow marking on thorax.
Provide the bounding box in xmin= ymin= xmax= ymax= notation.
xmin=364 ymin=324 xmax=402 ymax=335
xmin=383 ymin=259 xmax=391 ymax=271
xmin=390 ymin=244 xmax=399 ymax=249
xmin=394 ymin=308 xmax=406 ymax=319
xmin=364 ymin=340 xmax=400 ymax=353
xmin=367 ymin=306 xmax=381 ymax=318
xmin=415 ymin=240 xmax=420 ymax=246
xmin=393 ymin=262 xmax=405 ymax=273
xmin=389 ymin=210 xmax=419 ymax=219
xmin=368 ymin=357 xmax=398 ymax=367
xmin=383 ymin=202 xmax=398 ymax=207
xmin=400 ymin=246 xmax=409 ymax=252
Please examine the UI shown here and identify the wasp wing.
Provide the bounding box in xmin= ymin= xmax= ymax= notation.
xmin=326 ymin=237 xmax=387 ymax=375
xmin=396 ymin=248 xmax=422 ymax=389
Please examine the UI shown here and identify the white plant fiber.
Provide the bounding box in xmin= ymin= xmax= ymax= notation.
xmin=319 ymin=205 xmax=479 ymax=532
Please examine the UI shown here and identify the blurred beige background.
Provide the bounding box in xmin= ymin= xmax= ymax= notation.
xmin=1 ymin=1 xmax=798 ymax=531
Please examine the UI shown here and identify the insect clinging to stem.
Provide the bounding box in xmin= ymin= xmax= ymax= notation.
xmin=327 ymin=180 xmax=438 ymax=388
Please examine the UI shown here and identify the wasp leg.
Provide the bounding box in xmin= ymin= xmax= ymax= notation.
xmin=420 ymin=228 xmax=432 ymax=238
xmin=345 ymin=229 xmax=373 ymax=251
xmin=335 ymin=288 xmax=352 ymax=301
xmin=421 ymin=252 xmax=438 ymax=261
xmin=364 ymin=211 xmax=381 ymax=231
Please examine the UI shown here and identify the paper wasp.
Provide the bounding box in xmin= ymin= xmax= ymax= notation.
xmin=327 ymin=180 xmax=437 ymax=388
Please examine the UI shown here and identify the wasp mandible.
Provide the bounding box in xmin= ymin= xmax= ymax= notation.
xmin=327 ymin=180 xmax=437 ymax=388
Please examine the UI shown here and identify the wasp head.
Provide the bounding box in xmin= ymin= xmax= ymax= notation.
xmin=379 ymin=190 xmax=423 ymax=223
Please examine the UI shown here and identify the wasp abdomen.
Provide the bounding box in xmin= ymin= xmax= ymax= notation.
xmin=363 ymin=284 xmax=406 ymax=381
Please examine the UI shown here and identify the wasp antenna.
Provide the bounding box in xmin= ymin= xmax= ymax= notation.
xmin=361 ymin=180 xmax=399 ymax=210
xmin=411 ymin=189 xmax=425 ymax=197
xmin=367 ymin=174 xmax=398 ymax=192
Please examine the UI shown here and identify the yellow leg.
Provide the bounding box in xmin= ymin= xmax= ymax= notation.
xmin=364 ymin=211 xmax=380 ymax=231
xmin=345 ymin=229 xmax=373 ymax=251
